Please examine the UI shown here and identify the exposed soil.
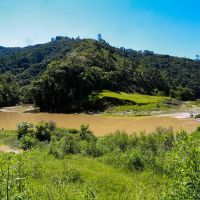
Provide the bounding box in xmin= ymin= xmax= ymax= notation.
xmin=0 ymin=145 xmax=22 ymax=154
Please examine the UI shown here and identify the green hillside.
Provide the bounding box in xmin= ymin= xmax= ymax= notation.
xmin=0 ymin=37 xmax=200 ymax=111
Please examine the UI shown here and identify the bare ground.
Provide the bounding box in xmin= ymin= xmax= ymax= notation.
xmin=0 ymin=145 xmax=22 ymax=154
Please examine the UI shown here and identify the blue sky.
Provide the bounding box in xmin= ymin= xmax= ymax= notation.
xmin=0 ymin=0 xmax=200 ymax=58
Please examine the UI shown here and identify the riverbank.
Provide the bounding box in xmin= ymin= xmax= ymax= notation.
xmin=0 ymin=104 xmax=35 ymax=113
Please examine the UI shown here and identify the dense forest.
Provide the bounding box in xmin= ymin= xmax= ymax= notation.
xmin=0 ymin=36 xmax=200 ymax=111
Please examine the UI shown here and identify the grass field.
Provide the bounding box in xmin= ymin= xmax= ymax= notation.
xmin=0 ymin=130 xmax=19 ymax=147
xmin=91 ymin=90 xmax=179 ymax=115
xmin=0 ymin=149 xmax=164 ymax=199
xmin=98 ymin=90 xmax=171 ymax=104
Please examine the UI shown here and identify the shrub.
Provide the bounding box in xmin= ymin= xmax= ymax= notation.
xmin=125 ymin=150 xmax=144 ymax=171
xmin=162 ymin=134 xmax=200 ymax=199
xmin=17 ymin=122 xmax=33 ymax=139
xmin=129 ymin=133 xmax=139 ymax=148
xmin=85 ymin=141 xmax=101 ymax=157
xmin=79 ymin=124 xmax=96 ymax=142
xmin=47 ymin=121 xmax=57 ymax=131
xmin=67 ymin=169 xmax=82 ymax=183
xmin=35 ymin=121 xmax=52 ymax=142
xmin=194 ymin=113 xmax=200 ymax=119
xmin=48 ymin=138 xmax=64 ymax=158
xmin=139 ymin=133 xmax=158 ymax=155
xmin=96 ymin=131 xmax=130 ymax=155
xmin=61 ymin=135 xmax=80 ymax=154
xmin=67 ymin=128 xmax=80 ymax=134
xmin=111 ymin=131 xmax=130 ymax=151
xmin=20 ymin=134 xmax=37 ymax=150
xmin=196 ymin=126 xmax=200 ymax=132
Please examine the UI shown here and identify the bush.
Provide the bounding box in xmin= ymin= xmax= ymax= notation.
xmin=96 ymin=131 xmax=130 ymax=155
xmin=52 ymin=168 xmax=82 ymax=185
xmin=129 ymin=133 xmax=139 ymax=148
xmin=61 ymin=135 xmax=80 ymax=154
xmin=20 ymin=134 xmax=37 ymax=150
xmin=48 ymin=138 xmax=64 ymax=158
xmin=197 ymin=126 xmax=200 ymax=132
xmin=162 ymin=134 xmax=200 ymax=199
xmin=124 ymin=150 xmax=144 ymax=171
xmin=47 ymin=121 xmax=57 ymax=131
xmin=79 ymin=124 xmax=96 ymax=142
xmin=194 ymin=114 xmax=200 ymax=119
xmin=17 ymin=122 xmax=33 ymax=139
xmin=67 ymin=169 xmax=82 ymax=183
xmin=35 ymin=121 xmax=53 ymax=142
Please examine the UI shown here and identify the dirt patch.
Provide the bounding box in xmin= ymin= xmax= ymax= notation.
xmin=0 ymin=145 xmax=23 ymax=154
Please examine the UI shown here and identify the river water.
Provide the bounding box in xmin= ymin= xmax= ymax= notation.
xmin=0 ymin=111 xmax=199 ymax=136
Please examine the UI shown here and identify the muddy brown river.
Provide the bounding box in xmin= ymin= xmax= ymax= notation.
xmin=0 ymin=111 xmax=199 ymax=136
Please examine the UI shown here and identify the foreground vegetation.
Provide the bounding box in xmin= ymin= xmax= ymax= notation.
xmin=0 ymin=121 xmax=199 ymax=199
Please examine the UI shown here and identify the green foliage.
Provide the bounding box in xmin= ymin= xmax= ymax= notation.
xmin=79 ymin=124 xmax=96 ymax=142
xmin=20 ymin=134 xmax=37 ymax=150
xmin=35 ymin=121 xmax=55 ymax=142
xmin=0 ymin=130 xmax=20 ymax=148
xmin=95 ymin=131 xmax=130 ymax=155
xmin=0 ymin=81 xmax=19 ymax=107
xmin=170 ymin=87 xmax=195 ymax=101
xmin=1 ymin=37 xmax=200 ymax=109
xmin=124 ymin=150 xmax=145 ymax=171
xmin=0 ymin=151 xmax=162 ymax=199
xmin=194 ymin=113 xmax=200 ymax=118
xmin=17 ymin=122 xmax=33 ymax=139
xmin=60 ymin=135 xmax=80 ymax=155
xmin=161 ymin=132 xmax=200 ymax=199
xmin=1 ymin=123 xmax=200 ymax=199
xmin=17 ymin=121 xmax=57 ymax=149
xmin=19 ymin=85 xmax=34 ymax=103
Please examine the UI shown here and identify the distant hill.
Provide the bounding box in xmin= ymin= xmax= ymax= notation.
xmin=0 ymin=36 xmax=200 ymax=110
xmin=0 ymin=37 xmax=79 ymax=85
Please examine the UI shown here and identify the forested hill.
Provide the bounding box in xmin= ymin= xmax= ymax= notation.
xmin=0 ymin=36 xmax=200 ymax=111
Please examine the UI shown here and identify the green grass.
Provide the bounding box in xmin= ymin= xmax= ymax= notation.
xmin=90 ymin=90 xmax=200 ymax=116
xmin=0 ymin=150 xmax=164 ymax=200
xmin=110 ymin=103 xmax=168 ymax=112
xmin=0 ymin=130 xmax=20 ymax=147
xmin=93 ymin=90 xmax=178 ymax=115
xmin=98 ymin=90 xmax=171 ymax=104
xmin=64 ymin=155 xmax=164 ymax=200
